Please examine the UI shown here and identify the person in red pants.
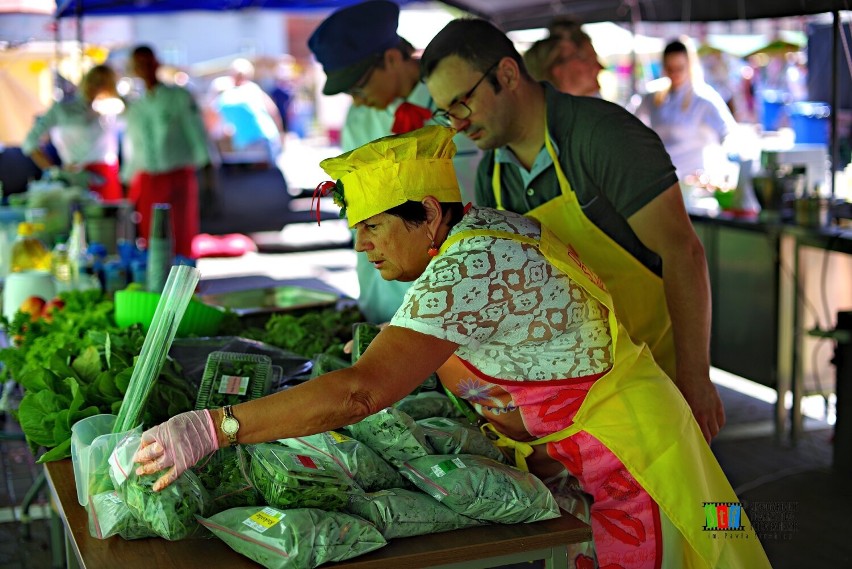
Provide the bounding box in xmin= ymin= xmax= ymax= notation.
xmin=22 ymin=64 xmax=124 ymax=200
xmin=122 ymin=45 xmax=210 ymax=257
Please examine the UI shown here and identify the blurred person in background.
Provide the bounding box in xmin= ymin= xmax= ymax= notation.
xmin=213 ymin=58 xmax=285 ymax=167
xmin=524 ymin=19 xmax=603 ymax=98
xmin=122 ymin=45 xmax=210 ymax=258
xmin=633 ymin=38 xmax=737 ymax=181
xmin=308 ymin=0 xmax=481 ymax=324
xmin=22 ymin=64 xmax=124 ymax=200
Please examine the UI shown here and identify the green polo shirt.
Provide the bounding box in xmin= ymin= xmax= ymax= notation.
xmin=474 ymin=84 xmax=678 ymax=274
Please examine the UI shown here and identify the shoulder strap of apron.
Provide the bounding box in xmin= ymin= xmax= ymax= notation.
xmin=491 ymin=108 xmax=573 ymax=210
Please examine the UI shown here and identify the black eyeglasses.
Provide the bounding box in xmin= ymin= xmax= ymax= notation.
xmin=432 ymin=61 xmax=500 ymax=126
xmin=347 ymin=54 xmax=383 ymax=98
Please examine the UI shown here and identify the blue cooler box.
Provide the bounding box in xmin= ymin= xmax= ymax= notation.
xmin=789 ymin=101 xmax=831 ymax=145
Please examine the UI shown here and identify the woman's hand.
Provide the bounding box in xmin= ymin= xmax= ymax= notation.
xmin=132 ymin=409 xmax=221 ymax=491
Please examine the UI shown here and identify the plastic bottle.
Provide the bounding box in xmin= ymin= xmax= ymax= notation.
xmin=67 ymin=210 xmax=89 ymax=287
xmin=10 ymin=222 xmax=51 ymax=272
xmin=146 ymin=204 xmax=174 ymax=293
xmin=51 ymin=239 xmax=73 ymax=292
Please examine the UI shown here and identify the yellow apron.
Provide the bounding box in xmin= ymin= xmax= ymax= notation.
xmin=493 ymin=128 xmax=677 ymax=380
xmin=438 ymin=226 xmax=770 ymax=569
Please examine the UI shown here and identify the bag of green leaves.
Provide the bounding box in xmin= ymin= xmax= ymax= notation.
xmin=344 ymin=407 xmax=433 ymax=467
xmin=87 ymin=491 xmax=158 ymax=540
xmin=350 ymin=322 xmax=381 ymax=363
xmin=192 ymin=446 xmax=260 ymax=514
xmin=345 ymin=488 xmax=482 ymax=539
xmin=247 ymin=443 xmax=352 ymax=511
xmin=108 ymin=428 xmax=211 ymax=540
xmin=399 ymin=454 xmax=560 ymax=524
xmin=395 ymin=391 xmax=469 ymax=420
xmin=309 ymin=353 xmax=351 ymax=378
xmin=278 ymin=431 xmax=405 ymax=492
xmin=198 ymin=507 xmax=386 ymax=569
xmin=416 ymin=417 xmax=508 ymax=464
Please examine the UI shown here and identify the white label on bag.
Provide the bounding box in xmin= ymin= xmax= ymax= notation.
xmin=218 ymin=375 xmax=249 ymax=396
xmin=431 ymin=458 xmax=466 ymax=478
xmin=243 ymin=507 xmax=285 ymax=533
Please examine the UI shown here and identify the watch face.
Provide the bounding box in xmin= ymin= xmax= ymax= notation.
xmin=222 ymin=416 xmax=240 ymax=436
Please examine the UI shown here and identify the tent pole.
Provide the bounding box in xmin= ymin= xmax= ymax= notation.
xmin=831 ymin=10 xmax=840 ymax=198
xmin=76 ymin=2 xmax=84 ymax=79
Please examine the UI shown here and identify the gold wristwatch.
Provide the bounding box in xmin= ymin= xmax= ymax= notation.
xmin=220 ymin=405 xmax=240 ymax=446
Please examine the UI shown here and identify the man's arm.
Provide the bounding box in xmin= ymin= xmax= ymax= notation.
xmin=627 ymin=183 xmax=725 ymax=443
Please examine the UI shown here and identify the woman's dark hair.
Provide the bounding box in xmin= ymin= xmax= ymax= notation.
xmin=385 ymin=201 xmax=465 ymax=230
xmin=420 ymin=18 xmax=531 ymax=88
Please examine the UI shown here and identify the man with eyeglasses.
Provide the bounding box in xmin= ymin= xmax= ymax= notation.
xmin=307 ymin=0 xmax=481 ymax=324
xmin=421 ymin=19 xmax=723 ymax=443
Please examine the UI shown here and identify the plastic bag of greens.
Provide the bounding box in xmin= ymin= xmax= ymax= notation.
xmin=197 ymin=506 xmax=386 ymax=569
xmin=399 ymin=454 xmax=560 ymax=524
xmin=192 ymin=446 xmax=260 ymax=514
xmin=345 ymin=407 xmax=433 ymax=467
xmin=350 ymin=322 xmax=381 ymax=363
xmin=416 ymin=417 xmax=508 ymax=464
xmin=247 ymin=443 xmax=352 ymax=511
xmin=309 ymin=353 xmax=351 ymax=378
xmin=120 ymin=471 xmax=210 ymax=540
xmin=87 ymin=491 xmax=158 ymax=540
xmin=108 ymin=428 xmax=211 ymax=540
xmin=345 ymin=488 xmax=482 ymax=539
xmin=278 ymin=431 xmax=405 ymax=492
xmin=395 ymin=391 xmax=469 ymax=420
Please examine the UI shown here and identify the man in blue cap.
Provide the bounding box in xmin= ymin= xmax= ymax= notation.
xmin=308 ymin=0 xmax=480 ymax=324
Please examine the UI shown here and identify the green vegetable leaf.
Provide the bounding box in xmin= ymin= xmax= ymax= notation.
xmin=36 ymin=438 xmax=73 ymax=463
xmin=72 ymin=346 xmax=103 ymax=383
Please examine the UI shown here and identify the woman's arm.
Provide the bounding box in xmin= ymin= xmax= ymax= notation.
xmin=210 ymin=325 xmax=458 ymax=446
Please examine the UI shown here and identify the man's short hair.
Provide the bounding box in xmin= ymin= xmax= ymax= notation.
xmin=420 ymin=18 xmax=529 ymax=81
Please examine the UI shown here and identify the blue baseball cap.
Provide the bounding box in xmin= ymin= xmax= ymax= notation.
xmin=308 ymin=0 xmax=402 ymax=95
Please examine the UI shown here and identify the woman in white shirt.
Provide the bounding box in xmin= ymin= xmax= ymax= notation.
xmin=22 ymin=64 xmax=123 ymax=200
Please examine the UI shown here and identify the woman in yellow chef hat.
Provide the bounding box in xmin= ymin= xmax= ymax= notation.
xmin=135 ymin=125 xmax=770 ymax=569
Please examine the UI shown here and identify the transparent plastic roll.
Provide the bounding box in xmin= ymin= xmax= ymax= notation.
xmin=114 ymin=264 xmax=201 ymax=433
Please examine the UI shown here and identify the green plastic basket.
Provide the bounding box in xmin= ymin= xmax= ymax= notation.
xmin=114 ymin=290 xmax=225 ymax=337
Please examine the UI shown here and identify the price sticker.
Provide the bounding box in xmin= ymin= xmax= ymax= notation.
xmin=218 ymin=375 xmax=249 ymax=396
xmin=243 ymin=507 xmax=285 ymax=533
xmin=326 ymin=431 xmax=351 ymax=444
xmin=431 ymin=457 xmax=466 ymax=478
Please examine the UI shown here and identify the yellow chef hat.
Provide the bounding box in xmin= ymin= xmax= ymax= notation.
xmin=318 ymin=125 xmax=461 ymax=227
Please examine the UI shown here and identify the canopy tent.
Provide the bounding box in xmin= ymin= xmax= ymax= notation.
xmin=54 ymin=0 xmax=848 ymax=28
xmin=439 ymin=0 xmax=847 ymax=31
xmin=54 ymin=0 xmax=413 ymax=18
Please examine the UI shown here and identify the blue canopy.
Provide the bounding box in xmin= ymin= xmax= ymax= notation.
xmin=55 ymin=0 xmax=409 ymax=18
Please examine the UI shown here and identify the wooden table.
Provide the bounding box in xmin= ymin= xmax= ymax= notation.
xmin=46 ymin=459 xmax=592 ymax=569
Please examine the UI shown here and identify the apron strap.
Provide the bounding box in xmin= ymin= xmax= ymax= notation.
xmin=491 ymin=107 xmax=573 ymax=210
xmin=438 ymin=228 xmax=538 ymax=256
xmin=481 ymin=422 xmax=580 ymax=472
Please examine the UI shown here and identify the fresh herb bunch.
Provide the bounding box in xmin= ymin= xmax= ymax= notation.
xmin=241 ymin=306 xmax=363 ymax=359
xmin=0 ymin=290 xmax=195 ymax=462
xmin=193 ymin=447 xmax=260 ymax=513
